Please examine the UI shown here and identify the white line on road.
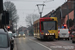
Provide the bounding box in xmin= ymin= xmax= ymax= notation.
xmin=29 ymin=39 xmax=52 ymax=50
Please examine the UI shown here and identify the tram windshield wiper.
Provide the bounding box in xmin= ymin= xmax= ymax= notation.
xmin=49 ymin=25 xmax=54 ymax=30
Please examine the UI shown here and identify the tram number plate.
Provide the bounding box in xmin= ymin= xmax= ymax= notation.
xmin=62 ymin=33 xmax=66 ymax=35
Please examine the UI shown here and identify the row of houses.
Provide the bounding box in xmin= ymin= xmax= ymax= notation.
xmin=43 ymin=0 xmax=75 ymax=30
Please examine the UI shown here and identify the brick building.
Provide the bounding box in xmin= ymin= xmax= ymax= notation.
xmin=43 ymin=0 xmax=74 ymax=29
xmin=63 ymin=0 xmax=74 ymax=29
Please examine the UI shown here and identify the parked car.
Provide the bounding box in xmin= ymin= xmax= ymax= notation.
xmin=58 ymin=29 xmax=70 ymax=40
xmin=8 ymin=31 xmax=14 ymax=50
xmin=0 ymin=29 xmax=10 ymax=50
xmin=69 ymin=29 xmax=75 ymax=39
xmin=71 ymin=29 xmax=75 ymax=43
xmin=13 ymin=33 xmax=18 ymax=38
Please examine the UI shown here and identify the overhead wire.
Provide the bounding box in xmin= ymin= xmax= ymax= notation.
xmin=10 ymin=0 xmax=45 ymax=2
xmin=16 ymin=7 xmax=56 ymax=10
xmin=43 ymin=0 xmax=54 ymax=3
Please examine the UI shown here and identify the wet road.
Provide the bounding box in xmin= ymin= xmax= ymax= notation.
xmin=14 ymin=36 xmax=75 ymax=50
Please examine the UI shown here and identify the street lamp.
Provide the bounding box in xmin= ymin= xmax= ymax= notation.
xmin=37 ymin=4 xmax=45 ymax=18
xmin=74 ymin=1 xmax=75 ymax=28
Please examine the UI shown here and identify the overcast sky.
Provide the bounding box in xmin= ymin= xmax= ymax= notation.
xmin=3 ymin=0 xmax=66 ymax=28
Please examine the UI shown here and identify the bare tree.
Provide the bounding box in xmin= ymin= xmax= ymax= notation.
xmin=4 ymin=1 xmax=19 ymax=23
xmin=4 ymin=1 xmax=19 ymax=31
xmin=25 ymin=14 xmax=40 ymax=27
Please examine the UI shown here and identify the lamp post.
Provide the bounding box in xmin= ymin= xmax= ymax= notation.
xmin=37 ymin=4 xmax=45 ymax=18
xmin=74 ymin=1 xmax=75 ymax=28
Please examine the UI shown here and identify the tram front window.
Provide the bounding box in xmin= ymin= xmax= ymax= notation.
xmin=41 ymin=21 xmax=57 ymax=30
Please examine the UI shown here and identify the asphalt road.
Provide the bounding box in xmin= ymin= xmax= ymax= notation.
xmin=14 ymin=36 xmax=75 ymax=50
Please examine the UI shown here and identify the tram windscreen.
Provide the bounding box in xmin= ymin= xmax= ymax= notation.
xmin=41 ymin=21 xmax=57 ymax=30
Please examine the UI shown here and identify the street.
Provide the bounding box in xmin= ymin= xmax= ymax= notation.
xmin=1 ymin=0 xmax=75 ymax=50
xmin=14 ymin=36 xmax=75 ymax=50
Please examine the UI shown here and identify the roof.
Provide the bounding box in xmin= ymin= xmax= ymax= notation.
xmin=43 ymin=1 xmax=74 ymax=18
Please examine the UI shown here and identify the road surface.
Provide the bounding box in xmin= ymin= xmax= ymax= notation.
xmin=14 ymin=36 xmax=75 ymax=50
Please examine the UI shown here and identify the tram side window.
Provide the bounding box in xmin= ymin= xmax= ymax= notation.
xmin=41 ymin=22 xmax=44 ymax=30
xmin=34 ymin=24 xmax=36 ymax=33
xmin=38 ymin=23 xmax=39 ymax=29
xmin=36 ymin=24 xmax=37 ymax=33
xmin=36 ymin=23 xmax=38 ymax=33
xmin=37 ymin=23 xmax=39 ymax=32
xmin=35 ymin=24 xmax=37 ymax=33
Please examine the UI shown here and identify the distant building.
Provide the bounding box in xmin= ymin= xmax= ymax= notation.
xmin=18 ymin=26 xmax=27 ymax=34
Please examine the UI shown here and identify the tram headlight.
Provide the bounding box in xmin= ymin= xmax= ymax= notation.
xmin=52 ymin=33 xmax=54 ymax=35
xmin=45 ymin=33 xmax=49 ymax=35
xmin=48 ymin=33 xmax=49 ymax=35
xmin=45 ymin=33 xmax=54 ymax=35
xmin=45 ymin=33 xmax=48 ymax=35
xmin=50 ymin=33 xmax=54 ymax=35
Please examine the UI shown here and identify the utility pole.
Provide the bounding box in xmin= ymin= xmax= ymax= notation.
xmin=74 ymin=1 xmax=75 ymax=28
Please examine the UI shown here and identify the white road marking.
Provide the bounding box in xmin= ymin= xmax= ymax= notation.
xmin=29 ymin=39 xmax=52 ymax=50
